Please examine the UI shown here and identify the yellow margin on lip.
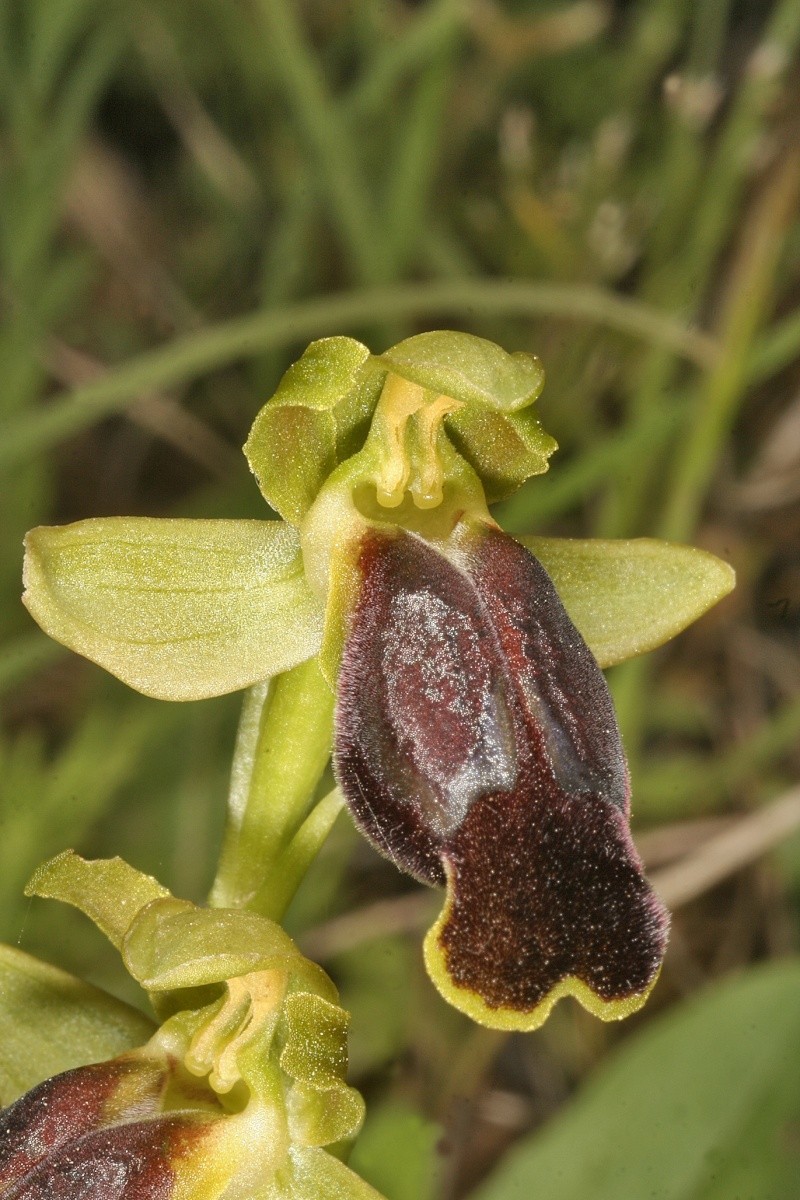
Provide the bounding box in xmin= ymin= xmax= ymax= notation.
xmin=422 ymin=874 xmax=661 ymax=1032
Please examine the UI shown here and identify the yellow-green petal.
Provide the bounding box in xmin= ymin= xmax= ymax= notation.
xmin=520 ymin=535 xmax=736 ymax=668
xmin=245 ymin=336 xmax=384 ymax=524
xmin=281 ymin=993 xmax=364 ymax=1147
xmin=0 ymin=945 xmax=155 ymax=1105
xmin=25 ymin=850 xmax=171 ymax=950
xmin=22 ymin=516 xmax=324 ymax=700
xmin=272 ymin=1147 xmax=388 ymax=1199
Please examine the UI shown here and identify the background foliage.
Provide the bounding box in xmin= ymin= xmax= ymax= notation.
xmin=1 ymin=1 xmax=800 ymax=1195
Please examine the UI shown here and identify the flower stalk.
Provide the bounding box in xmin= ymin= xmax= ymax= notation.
xmin=210 ymin=658 xmax=336 ymax=920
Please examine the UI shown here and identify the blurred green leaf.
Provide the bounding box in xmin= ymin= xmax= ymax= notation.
xmin=0 ymin=705 xmax=161 ymax=939
xmin=470 ymin=960 xmax=800 ymax=1200
xmin=335 ymin=936 xmax=415 ymax=1076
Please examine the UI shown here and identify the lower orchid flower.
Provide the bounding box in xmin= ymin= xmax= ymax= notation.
xmin=1 ymin=853 xmax=378 ymax=1200
xmin=19 ymin=331 xmax=735 ymax=1037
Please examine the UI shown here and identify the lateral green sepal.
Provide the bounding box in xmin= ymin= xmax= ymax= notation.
xmin=22 ymin=516 xmax=324 ymax=701
xmin=520 ymin=535 xmax=736 ymax=667
xmin=0 ymin=944 xmax=156 ymax=1105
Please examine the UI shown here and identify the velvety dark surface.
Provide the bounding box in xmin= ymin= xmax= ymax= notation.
xmin=0 ymin=1062 xmax=129 ymax=1189
xmin=2 ymin=1117 xmax=205 ymax=1200
xmin=334 ymin=522 xmax=669 ymax=1011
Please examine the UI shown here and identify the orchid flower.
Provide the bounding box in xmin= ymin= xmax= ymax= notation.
xmin=1 ymin=852 xmax=379 ymax=1199
xmin=21 ymin=331 xmax=735 ymax=1032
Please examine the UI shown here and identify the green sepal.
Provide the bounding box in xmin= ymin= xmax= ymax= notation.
xmin=0 ymin=944 xmax=156 ymax=1106
xmin=23 ymin=517 xmax=324 ymax=701
xmin=245 ymin=337 xmax=385 ymax=524
xmin=445 ymin=405 xmax=557 ymax=502
xmin=379 ymin=330 xmax=545 ymax=413
xmin=25 ymin=850 xmax=170 ymax=950
xmin=272 ymin=1147 xmax=388 ymax=1199
xmin=122 ymin=900 xmax=337 ymax=1001
xmin=520 ymin=535 xmax=736 ymax=668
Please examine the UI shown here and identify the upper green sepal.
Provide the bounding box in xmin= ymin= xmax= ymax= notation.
xmin=22 ymin=516 xmax=324 ymax=700
xmin=379 ymin=331 xmax=555 ymax=501
xmin=25 ymin=851 xmax=336 ymax=1004
xmin=378 ymin=330 xmax=545 ymax=412
xmin=520 ymin=535 xmax=736 ymax=667
xmin=245 ymin=337 xmax=385 ymax=524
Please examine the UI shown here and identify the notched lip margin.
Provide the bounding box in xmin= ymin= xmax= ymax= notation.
xmin=422 ymin=866 xmax=662 ymax=1032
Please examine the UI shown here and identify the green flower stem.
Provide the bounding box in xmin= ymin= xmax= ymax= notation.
xmin=209 ymin=657 xmax=335 ymax=920
xmin=252 ymin=785 xmax=345 ymax=923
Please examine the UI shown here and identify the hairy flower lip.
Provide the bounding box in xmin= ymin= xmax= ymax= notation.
xmin=334 ymin=520 xmax=670 ymax=1028
xmin=0 ymin=1057 xmax=169 ymax=1192
xmin=1 ymin=1111 xmax=215 ymax=1200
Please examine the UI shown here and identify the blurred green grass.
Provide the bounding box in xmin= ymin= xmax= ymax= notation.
xmin=1 ymin=1 xmax=800 ymax=1196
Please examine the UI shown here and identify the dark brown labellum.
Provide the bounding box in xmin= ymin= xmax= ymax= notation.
xmin=0 ymin=1061 xmax=155 ymax=1191
xmin=1 ymin=1117 xmax=205 ymax=1200
xmin=334 ymin=522 xmax=669 ymax=1017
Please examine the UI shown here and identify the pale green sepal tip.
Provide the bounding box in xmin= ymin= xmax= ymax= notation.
xmin=22 ymin=516 xmax=324 ymax=701
xmin=0 ymin=944 xmax=155 ymax=1106
xmin=520 ymin=535 xmax=736 ymax=668
xmin=259 ymin=336 xmax=372 ymax=415
xmin=378 ymin=330 xmax=545 ymax=412
xmin=25 ymin=850 xmax=171 ymax=950
xmin=276 ymin=1146 xmax=388 ymax=1199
